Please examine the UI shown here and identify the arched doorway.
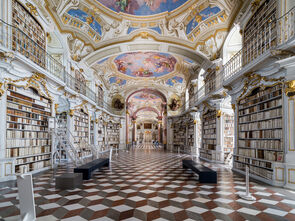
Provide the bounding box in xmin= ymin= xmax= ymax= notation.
xmin=126 ymin=89 xmax=167 ymax=148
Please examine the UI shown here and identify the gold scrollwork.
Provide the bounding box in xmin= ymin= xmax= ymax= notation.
xmin=285 ymin=80 xmax=295 ymax=97
xmin=0 ymin=82 xmax=4 ymax=97
xmin=231 ymin=104 xmax=236 ymax=111
xmin=54 ymin=104 xmax=59 ymax=113
xmin=69 ymin=109 xmax=74 ymax=117
xmin=0 ymin=73 xmax=52 ymax=101
xmin=238 ymin=73 xmax=284 ymax=101
xmin=25 ymin=3 xmax=38 ymax=16
xmin=216 ymin=110 xmax=222 ymax=118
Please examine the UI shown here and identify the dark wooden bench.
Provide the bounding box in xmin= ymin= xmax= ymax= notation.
xmin=74 ymin=158 xmax=109 ymax=180
xmin=182 ymin=160 xmax=217 ymax=183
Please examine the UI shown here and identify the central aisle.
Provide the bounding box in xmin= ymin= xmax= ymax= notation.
xmin=1 ymin=150 xmax=295 ymax=220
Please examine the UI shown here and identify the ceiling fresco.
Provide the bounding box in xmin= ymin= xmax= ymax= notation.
xmin=67 ymin=9 xmax=102 ymax=35
xmin=127 ymin=90 xmax=165 ymax=116
xmin=96 ymin=0 xmax=189 ymax=16
xmin=166 ymin=76 xmax=183 ymax=86
xmin=114 ymin=52 xmax=177 ymax=78
xmin=109 ymin=76 xmax=127 ymax=86
xmin=186 ymin=6 xmax=221 ymax=35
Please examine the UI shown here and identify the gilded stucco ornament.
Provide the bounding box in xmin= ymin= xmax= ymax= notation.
xmin=216 ymin=110 xmax=222 ymax=118
xmin=0 ymin=82 xmax=4 ymax=97
xmin=251 ymin=0 xmax=261 ymax=13
xmin=25 ymin=3 xmax=38 ymax=16
xmin=238 ymin=73 xmax=284 ymax=100
xmin=0 ymin=73 xmax=52 ymax=100
xmin=231 ymin=104 xmax=236 ymax=111
xmin=54 ymin=104 xmax=59 ymax=113
xmin=285 ymin=80 xmax=295 ymax=97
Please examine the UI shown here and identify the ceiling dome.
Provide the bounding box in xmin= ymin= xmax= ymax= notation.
xmin=96 ymin=0 xmax=189 ymax=16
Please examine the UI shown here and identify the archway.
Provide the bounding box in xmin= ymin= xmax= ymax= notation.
xmin=126 ymin=89 xmax=167 ymax=147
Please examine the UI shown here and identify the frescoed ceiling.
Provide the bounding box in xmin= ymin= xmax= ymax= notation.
xmin=96 ymin=0 xmax=189 ymax=16
xmin=40 ymin=0 xmax=243 ymax=116
xmin=128 ymin=90 xmax=165 ymax=116
xmin=114 ymin=52 xmax=177 ymax=78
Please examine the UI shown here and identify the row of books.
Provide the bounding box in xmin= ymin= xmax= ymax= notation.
xmin=239 ymin=85 xmax=281 ymax=105
xmin=7 ymin=139 xmax=51 ymax=148
xmin=240 ymin=98 xmax=282 ymax=114
xmin=233 ymin=162 xmax=273 ymax=180
xmin=7 ymin=146 xmax=51 ymax=158
xmin=16 ymin=160 xmax=50 ymax=174
xmin=240 ymin=104 xmax=282 ymax=117
xmin=6 ymin=123 xmax=48 ymax=131
xmin=239 ymin=118 xmax=282 ymax=131
xmin=239 ymin=108 xmax=282 ymax=123
xmin=239 ymin=129 xmax=282 ymax=139
xmin=203 ymin=134 xmax=217 ymax=139
xmin=239 ymin=88 xmax=282 ymax=107
xmin=7 ymin=109 xmax=50 ymax=120
xmin=7 ymin=101 xmax=50 ymax=113
xmin=16 ymin=154 xmax=51 ymax=165
xmin=7 ymin=89 xmax=49 ymax=105
xmin=7 ymin=117 xmax=47 ymax=125
xmin=203 ymin=124 xmax=216 ymax=130
xmin=7 ymin=130 xmax=49 ymax=139
xmin=238 ymin=139 xmax=282 ymax=149
xmin=238 ymin=149 xmax=256 ymax=158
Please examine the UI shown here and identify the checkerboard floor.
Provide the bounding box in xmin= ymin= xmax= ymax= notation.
xmin=1 ymin=148 xmax=295 ymax=221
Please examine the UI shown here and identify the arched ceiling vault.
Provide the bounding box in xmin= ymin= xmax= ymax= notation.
xmin=40 ymin=0 xmax=243 ymax=116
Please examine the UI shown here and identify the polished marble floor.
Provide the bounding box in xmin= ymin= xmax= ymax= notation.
xmin=1 ymin=148 xmax=295 ymax=221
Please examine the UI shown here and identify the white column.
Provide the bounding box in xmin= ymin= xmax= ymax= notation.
xmin=216 ymin=110 xmax=224 ymax=163
xmin=0 ymin=90 xmax=7 ymax=159
xmin=284 ymin=95 xmax=295 ymax=189
xmin=94 ymin=117 xmax=98 ymax=146
xmin=120 ymin=118 xmax=126 ymax=149
xmin=0 ymin=0 xmax=12 ymax=23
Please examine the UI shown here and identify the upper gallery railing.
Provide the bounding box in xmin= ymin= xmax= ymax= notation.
xmin=223 ymin=6 xmax=295 ymax=82
xmin=188 ymin=6 xmax=295 ymax=106
xmin=0 ymin=19 xmax=120 ymax=115
xmin=0 ymin=19 xmax=65 ymax=80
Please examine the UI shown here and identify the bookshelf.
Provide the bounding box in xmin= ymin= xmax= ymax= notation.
xmin=12 ymin=0 xmax=46 ymax=68
xmin=201 ymin=110 xmax=217 ymax=161
xmin=90 ymin=120 xmax=94 ymax=145
xmin=107 ymin=122 xmax=120 ymax=149
xmin=97 ymin=121 xmax=105 ymax=149
xmin=173 ymin=120 xmax=186 ymax=152
xmin=205 ymin=70 xmax=216 ymax=95
xmin=243 ymin=0 xmax=277 ymax=65
xmin=6 ymin=85 xmax=52 ymax=174
xmin=233 ymin=84 xmax=284 ymax=182
xmin=187 ymin=119 xmax=195 ymax=148
xmin=224 ymin=114 xmax=234 ymax=159
xmin=73 ymin=109 xmax=90 ymax=157
xmin=56 ymin=112 xmax=67 ymax=160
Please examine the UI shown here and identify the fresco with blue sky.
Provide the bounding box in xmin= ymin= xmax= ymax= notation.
xmin=166 ymin=76 xmax=183 ymax=86
xmin=97 ymin=0 xmax=188 ymax=16
xmin=114 ymin=52 xmax=177 ymax=78
xmin=67 ymin=9 xmax=102 ymax=35
xmin=186 ymin=6 xmax=221 ymax=35
xmin=109 ymin=76 xmax=127 ymax=86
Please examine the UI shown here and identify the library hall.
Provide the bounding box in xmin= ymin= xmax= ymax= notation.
xmin=1 ymin=0 xmax=295 ymax=220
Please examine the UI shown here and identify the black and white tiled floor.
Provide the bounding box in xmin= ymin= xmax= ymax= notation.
xmin=1 ymin=148 xmax=295 ymax=221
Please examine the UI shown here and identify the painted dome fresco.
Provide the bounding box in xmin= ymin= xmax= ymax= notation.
xmin=114 ymin=52 xmax=177 ymax=78
xmin=96 ymin=0 xmax=189 ymax=16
